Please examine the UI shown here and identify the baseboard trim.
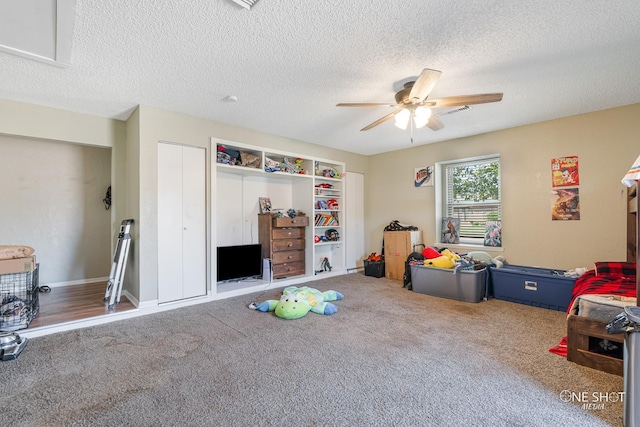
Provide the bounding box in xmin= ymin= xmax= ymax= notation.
xmin=21 ymin=272 xmax=357 ymax=339
xmin=44 ymin=277 xmax=109 ymax=288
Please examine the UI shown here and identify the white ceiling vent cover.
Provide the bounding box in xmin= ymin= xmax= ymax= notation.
xmin=230 ymin=0 xmax=260 ymax=9
xmin=439 ymin=105 xmax=472 ymax=116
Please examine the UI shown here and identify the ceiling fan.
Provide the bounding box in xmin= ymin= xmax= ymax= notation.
xmin=336 ymin=68 xmax=503 ymax=135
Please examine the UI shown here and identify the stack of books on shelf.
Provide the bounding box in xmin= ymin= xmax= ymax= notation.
xmin=314 ymin=213 xmax=339 ymax=227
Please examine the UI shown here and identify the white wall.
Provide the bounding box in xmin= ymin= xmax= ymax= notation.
xmin=0 ymin=134 xmax=112 ymax=284
xmin=216 ymin=172 xmax=295 ymax=246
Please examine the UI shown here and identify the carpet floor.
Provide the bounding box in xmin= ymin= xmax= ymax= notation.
xmin=0 ymin=273 xmax=624 ymax=426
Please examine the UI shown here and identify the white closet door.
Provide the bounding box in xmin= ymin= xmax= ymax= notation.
xmin=346 ymin=172 xmax=365 ymax=270
xmin=158 ymin=142 xmax=206 ymax=303
xmin=181 ymin=145 xmax=206 ymax=299
xmin=158 ymin=143 xmax=184 ymax=303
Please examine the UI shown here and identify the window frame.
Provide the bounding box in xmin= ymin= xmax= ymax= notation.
xmin=435 ymin=154 xmax=503 ymax=250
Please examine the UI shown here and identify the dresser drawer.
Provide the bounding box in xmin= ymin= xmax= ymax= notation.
xmin=273 ymin=216 xmax=309 ymax=228
xmin=272 ymin=228 xmax=305 ymax=240
xmin=272 ymin=250 xmax=304 ymax=264
xmin=273 ymin=260 xmax=305 ymax=277
xmin=273 ymin=239 xmax=305 ymax=251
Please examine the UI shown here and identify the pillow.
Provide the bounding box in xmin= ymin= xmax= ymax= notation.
xmin=594 ymin=262 xmax=637 ymax=278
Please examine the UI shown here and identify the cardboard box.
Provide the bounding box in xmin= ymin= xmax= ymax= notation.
xmin=490 ymin=264 xmax=575 ymax=311
xmin=383 ymin=230 xmax=422 ymax=280
xmin=411 ymin=264 xmax=487 ymax=303
xmin=0 ymin=256 xmax=36 ymax=275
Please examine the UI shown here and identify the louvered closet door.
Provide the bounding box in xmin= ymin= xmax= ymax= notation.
xmin=157 ymin=142 xmax=206 ymax=303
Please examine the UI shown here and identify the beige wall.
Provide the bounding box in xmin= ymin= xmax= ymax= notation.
xmin=0 ymin=98 xmax=123 ymax=148
xmin=0 ymin=134 xmax=112 ymax=284
xmin=0 ymin=100 xmax=125 ymax=285
xmin=133 ymin=105 xmax=367 ymax=303
xmin=366 ymin=104 xmax=640 ymax=270
xmin=0 ymin=99 xmax=366 ymax=303
xmin=2 ymin=97 xmax=638 ymax=299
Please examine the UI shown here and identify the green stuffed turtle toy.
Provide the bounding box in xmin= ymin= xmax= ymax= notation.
xmin=251 ymin=286 xmax=343 ymax=319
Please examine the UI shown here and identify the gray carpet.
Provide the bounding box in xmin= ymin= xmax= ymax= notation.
xmin=0 ymin=273 xmax=624 ymax=426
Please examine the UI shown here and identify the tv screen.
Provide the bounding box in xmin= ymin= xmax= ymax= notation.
xmin=217 ymin=244 xmax=263 ymax=283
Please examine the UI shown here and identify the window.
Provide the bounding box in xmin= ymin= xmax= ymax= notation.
xmin=439 ymin=155 xmax=501 ymax=246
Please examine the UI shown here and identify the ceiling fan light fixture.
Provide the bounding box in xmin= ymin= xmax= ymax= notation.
xmin=394 ymin=109 xmax=410 ymax=129
xmin=413 ymin=106 xmax=432 ymax=129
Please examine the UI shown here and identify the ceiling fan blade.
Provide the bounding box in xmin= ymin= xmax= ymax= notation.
xmin=336 ymin=102 xmax=397 ymax=107
xmin=360 ymin=109 xmax=402 ymax=131
xmin=429 ymin=93 xmax=503 ymax=108
xmin=426 ymin=114 xmax=445 ymax=131
xmin=408 ymin=68 xmax=442 ymax=103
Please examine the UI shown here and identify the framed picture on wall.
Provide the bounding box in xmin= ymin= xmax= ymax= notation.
xmin=259 ymin=197 xmax=272 ymax=213
xmin=415 ymin=166 xmax=434 ymax=187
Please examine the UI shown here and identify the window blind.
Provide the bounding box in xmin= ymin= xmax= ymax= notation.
xmin=445 ymin=158 xmax=501 ymax=239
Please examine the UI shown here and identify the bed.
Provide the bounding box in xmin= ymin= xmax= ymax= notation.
xmin=564 ymin=180 xmax=639 ymax=375
xmin=565 ymin=265 xmax=637 ymax=375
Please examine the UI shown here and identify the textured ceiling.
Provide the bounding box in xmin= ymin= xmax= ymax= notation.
xmin=1 ymin=0 xmax=639 ymax=155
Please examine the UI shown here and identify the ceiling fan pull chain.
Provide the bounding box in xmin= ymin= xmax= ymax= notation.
xmin=410 ymin=113 xmax=414 ymax=144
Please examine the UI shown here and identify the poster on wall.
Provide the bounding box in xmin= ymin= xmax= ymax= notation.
xmin=415 ymin=166 xmax=434 ymax=187
xmin=551 ymin=188 xmax=580 ymax=220
xmin=484 ymin=221 xmax=502 ymax=247
xmin=551 ymin=156 xmax=579 ymax=188
xmin=440 ymin=217 xmax=460 ymax=244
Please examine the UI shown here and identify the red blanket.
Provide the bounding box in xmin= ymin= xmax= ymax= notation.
xmin=549 ymin=266 xmax=637 ymax=357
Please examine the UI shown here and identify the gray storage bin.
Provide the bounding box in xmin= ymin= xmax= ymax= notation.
xmin=410 ymin=264 xmax=487 ymax=303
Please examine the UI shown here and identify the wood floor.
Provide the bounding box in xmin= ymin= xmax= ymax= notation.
xmin=28 ymin=281 xmax=136 ymax=330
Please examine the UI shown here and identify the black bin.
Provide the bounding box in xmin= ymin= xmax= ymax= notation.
xmin=364 ymin=260 xmax=385 ymax=278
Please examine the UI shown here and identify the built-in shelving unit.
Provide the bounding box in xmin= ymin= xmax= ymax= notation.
xmin=212 ymin=138 xmax=346 ymax=298
xmin=312 ymin=169 xmax=344 ymax=274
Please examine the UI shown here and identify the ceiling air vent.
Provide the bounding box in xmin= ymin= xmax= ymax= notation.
xmin=441 ymin=105 xmax=472 ymax=115
xmin=230 ymin=0 xmax=260 ymax=9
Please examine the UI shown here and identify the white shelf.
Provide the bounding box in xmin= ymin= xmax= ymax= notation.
xmin=213 ymin=137 xmax=346 ymax=296
xmin=314 ymin=175 xmax=342 ymax=182
xmin=215 ymin=162 xmax=263 ymax=175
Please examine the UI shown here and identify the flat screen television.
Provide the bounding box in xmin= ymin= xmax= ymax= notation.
xmin=217 ymin=244 xmax=263 ymax=283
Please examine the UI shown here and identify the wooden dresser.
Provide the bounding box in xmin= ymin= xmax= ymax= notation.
xmin=258 ymin=213 xmax=308 ymax=279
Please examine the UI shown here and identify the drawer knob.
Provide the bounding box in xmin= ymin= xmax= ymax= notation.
xmin=287 ymin=243 xmax=293 ymax=247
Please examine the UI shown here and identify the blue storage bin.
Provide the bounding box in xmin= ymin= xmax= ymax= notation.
xmin=489 ymin=264 xmax=576 ymax=311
